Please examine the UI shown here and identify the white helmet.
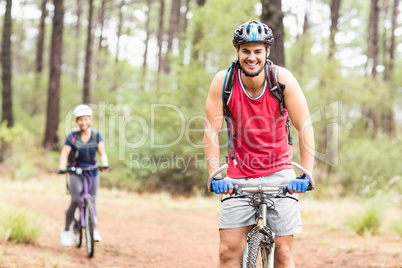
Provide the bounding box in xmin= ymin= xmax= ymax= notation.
xmin=73 ymin=104 xmax=93 ymax=118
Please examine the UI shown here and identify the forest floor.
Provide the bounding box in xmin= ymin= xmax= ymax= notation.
xmin=0 ymin=170 xmax=401 ymax=268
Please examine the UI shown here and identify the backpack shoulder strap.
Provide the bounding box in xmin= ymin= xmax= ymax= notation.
xmin=265 ymin=60 xmax=293 ymax=145
xmin=222 ymin=60 xmax=239 ymax=165
xmin=72 ymin=131 xmax=80 ymax=145
xmin=90 ymin=129 xmax=101 ymax=151
xmin=68 ymin=131 xmax=80 ymax=167
xmin=266 ymin=60 xmax=286 ymax=116
xmin=222 ymin=60 xmax=238 ymax=115
xmin=90 ymin=129 xmax=98 ymax=142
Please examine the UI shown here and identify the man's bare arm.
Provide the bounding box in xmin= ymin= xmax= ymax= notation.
xmin=204 ymin=70 xmax=227 ymax=176
xmin=279 ymin=68 xmax=315 ymax=175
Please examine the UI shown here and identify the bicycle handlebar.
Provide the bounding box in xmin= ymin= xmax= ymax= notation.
xmin=207 ymin=162 xmax=315 ymax=192
xmin=233 ymin=183 xmax=313 ymax=196
xmin=59 ymin=166 xmax=111 ymax=175
xmin=207 ymin=164 xmax=229 ymax=192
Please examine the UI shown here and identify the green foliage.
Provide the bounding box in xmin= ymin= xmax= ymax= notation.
xmin=96 ymin=82 xmax=209 ymax=194
xmin=286 ymin=33 xmax=318 ymax=86
xmin=338 ymin=138 xmax=402 ymax=196
xmin=0 ymin=205 xmax=42 ymax=244
xmin=0 ymin=122 xmax=32 ymax=146
xmin=189 ymin=0 xmax=259 ymax=70
xmin=2 ymin=0 xmax=402 ymax=198
xmin=391 ymin=218 xmax=402 ymax=237
xmin=346 ymin=196 xmax=384 ymax=237
xmin=0 ymin=122 xmax=44 ymax=180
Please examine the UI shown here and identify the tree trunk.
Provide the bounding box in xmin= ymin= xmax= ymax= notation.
xmin=329 ymin=0 xmax=341 ymax=59
xmin=97 ymin=0 xmax=107 ymax=52
xmin=385 ymin=0 xmax=399 ymax=81
xmin=366 ymin=0 xmax=380 ymax=138
xmin=179 ymin=0 xmax=190 ymax=59
xmin=0 ymin=0 xmax=13 ymax=161
xmin=196 ymin=0 xmax=205 ymax=6
xmin=261 ymin=0 xmax=285 ymax=66
xmin=191 ymin=21 xmax=203 ymax=62
xmin=302 ymin=0 xmax=310 ymax=35
xmin=43 ymin=0 xmax=64 ymax=151
xmin=382 ymin=0 xmax=399 ymax=137
xmin=381 ymin=0 xmax=389 ymax=79
xmin=115 ymin=0 xmax=125 ymax=62
xmin=74 ymin=0 xmax=82 ymax=82
xmin=83 ymin=0 xmax=94 ymax=104
xmin=164 ymin=0 xmax=181 ymax=73
xmin=33 ymin=0 xmax=48 ymax=117
xmin=294 ymin=0 xmax=311 ymax=78
xmin=366 ymin=0 xmax=380 ymax=79
xmin=142 ymin=0 xmax=152 ymax=83
xmin=1 ymin=0 xmax=13 ymax=128
xmin=157 ymin=0 xmax=166 ymax=76
xmin=35 ymin=0 xmax=48 ymax=73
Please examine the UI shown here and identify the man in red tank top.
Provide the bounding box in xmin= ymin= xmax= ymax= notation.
xmin=204 ymin=21 xmax=315 ymax=268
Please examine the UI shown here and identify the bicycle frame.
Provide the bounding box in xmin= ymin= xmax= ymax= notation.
xmin=67 ymin=166 xmax=100 ymax=258
xmin=79 ymin=174 xmax=97 ymax=228
xmin=68 ymin=166 xmax=98 ymax=228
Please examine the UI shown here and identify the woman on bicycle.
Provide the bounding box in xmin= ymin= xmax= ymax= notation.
xmin=58 ymin=104 xmax=109 ymax=247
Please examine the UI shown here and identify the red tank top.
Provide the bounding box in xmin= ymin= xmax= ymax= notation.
xmin=226 ymin=68 xmax=293 ymax=178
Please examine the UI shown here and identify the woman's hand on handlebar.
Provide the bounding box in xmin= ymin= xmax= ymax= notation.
xmin=99 ymin=166 xmax=111 ymax=172
xmin=211 ymin=177 xmax=234 ymax=195
xmin=58 ymin=169 xmax=67 ymax=174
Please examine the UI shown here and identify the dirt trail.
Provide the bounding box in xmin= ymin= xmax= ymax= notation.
xmin=0 ymin=175 xmax=401 ymax=268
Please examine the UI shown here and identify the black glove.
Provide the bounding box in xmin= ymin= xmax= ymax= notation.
xmin=58 ymin=169 xmax=67 ymax=174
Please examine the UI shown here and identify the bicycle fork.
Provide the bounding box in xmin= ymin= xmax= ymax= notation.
xmin=260 ymin=202 xmax=275 ymax=268
xmin=241 ymin=201 xmax=275 ymax=267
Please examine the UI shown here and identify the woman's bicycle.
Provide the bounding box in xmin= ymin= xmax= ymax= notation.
xmin=65 ymin=166 xmax=108 ymax=258
xmin=207 ymin=162 xmax=315 ymax=268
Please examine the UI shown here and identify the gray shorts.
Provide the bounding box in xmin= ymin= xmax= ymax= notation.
xmin=219 ymin=169 xmax=302 ymax=236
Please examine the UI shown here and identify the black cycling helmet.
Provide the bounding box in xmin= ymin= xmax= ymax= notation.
xmin=232 ymin=21 xmax=274 ymax=47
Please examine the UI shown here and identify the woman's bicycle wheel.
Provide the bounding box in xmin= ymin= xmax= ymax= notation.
xmin=84 ymin=198 xmax=95 ymax=258
xmin=245 ymin=231 xmax=274 ymax=268
xmin=73 ymin=218 xmax=82 ymax=248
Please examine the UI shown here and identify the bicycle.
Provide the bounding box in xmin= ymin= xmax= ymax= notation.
xmin=64 ymin=166 xmax=109 ymax=258
xmin=207 ymin=162 xmax=315 ymax=268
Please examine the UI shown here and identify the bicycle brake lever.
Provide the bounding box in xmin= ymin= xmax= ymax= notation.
xmin=281 ymin=186 xmax=288 ymax=196
xmin=233 ymin=185 xmax=241 ymax=195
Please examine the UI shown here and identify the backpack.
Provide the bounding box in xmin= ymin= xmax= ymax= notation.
xmin=67 ymin=129 xmax=100 ymax=167
xmin=222 ymin=59 xmax=293 ymax=165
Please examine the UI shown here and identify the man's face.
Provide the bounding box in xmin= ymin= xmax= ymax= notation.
xmin=237 ymin=42 xmax=270 ymax=77
xmin=76 ymin=116 xmax=92 ymax=131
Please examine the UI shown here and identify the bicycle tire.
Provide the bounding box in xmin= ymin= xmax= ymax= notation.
xmin=73 ymin=218 xmax=82 ymax=248
xmin=84 ymin=198 xmax=95 ymax=258
xmin=246 ymin=231 xmax=273 ymax=268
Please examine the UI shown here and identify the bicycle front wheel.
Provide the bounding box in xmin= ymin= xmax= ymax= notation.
xmin=246 ymin=231 xmax=273 ymax=268
xmin=84 ymin=198 xmax=95 ymax=258
xmin=73 ymin=218 xmax=82 ymax=248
